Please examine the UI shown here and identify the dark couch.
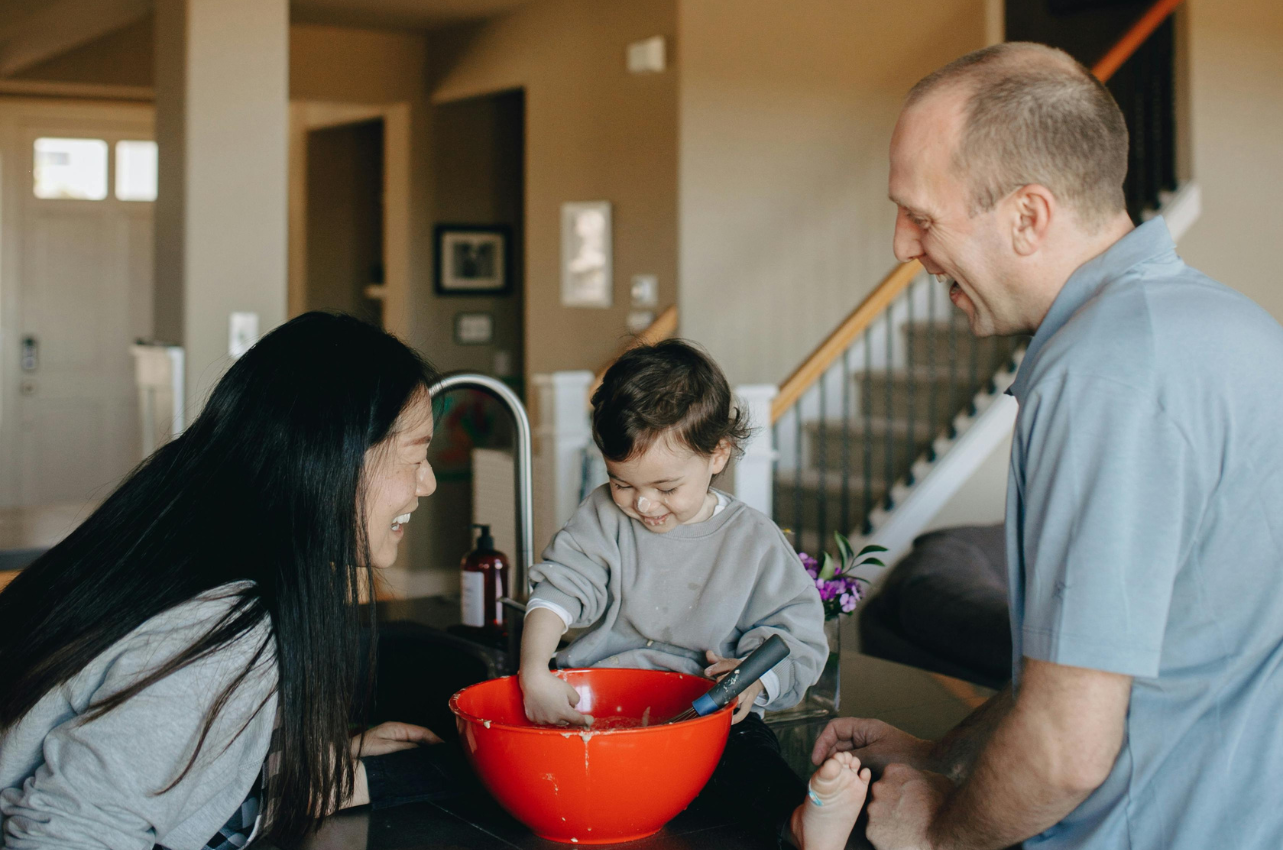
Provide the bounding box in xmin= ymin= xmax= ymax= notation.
xmin=859 ymin=524 xmax=1012 ymax=689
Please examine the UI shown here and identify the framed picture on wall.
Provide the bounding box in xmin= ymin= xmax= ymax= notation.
xmin=560 ymin=201 xmax=612 ymax=308
xmin=435 ymin=224 xmax=512 ymax=295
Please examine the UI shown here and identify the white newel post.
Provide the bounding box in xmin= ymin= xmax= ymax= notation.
xmin=532 ymin=371 xmax=595 ymax=549
xmin=733 ymin=384 xmax=778 ymax=517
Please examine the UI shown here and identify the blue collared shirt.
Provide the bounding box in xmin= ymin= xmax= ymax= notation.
xmin=1006 ymin=218 xmax=1283 ymax=848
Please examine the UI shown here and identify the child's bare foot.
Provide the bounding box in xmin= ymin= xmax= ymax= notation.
xmin=787 ymin=751 xmax=871 ymax=850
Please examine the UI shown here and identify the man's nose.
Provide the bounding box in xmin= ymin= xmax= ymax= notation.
xmin=892 ymin=213 xmax=921 ymax=264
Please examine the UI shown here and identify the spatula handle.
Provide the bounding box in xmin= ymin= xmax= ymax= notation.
xmin=689 ymin=635 xmax=791 ymax=717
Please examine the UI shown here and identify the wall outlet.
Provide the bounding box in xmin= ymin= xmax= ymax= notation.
xmin=229 ymin=312 xmax=259 ymax=359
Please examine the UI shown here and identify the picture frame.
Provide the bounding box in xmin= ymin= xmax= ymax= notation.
xmin=435 ymin=224 xmax=512 ymax=296
xmin=560 ymin=201 xmax=613 ymax=308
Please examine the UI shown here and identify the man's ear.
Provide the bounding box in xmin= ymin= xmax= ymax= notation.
xmin=710 ymin=439 xmax=733 ymax=475
xmin=1010 ymin=184 xmax=1055 ymax=256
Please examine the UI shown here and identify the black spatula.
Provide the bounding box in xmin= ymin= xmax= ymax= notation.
xmin=665 ymin=635 xmax=791 ymax=724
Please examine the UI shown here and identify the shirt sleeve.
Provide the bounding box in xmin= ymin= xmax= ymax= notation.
xmin=527 ymin=490 xmax=620 ymax=629
xmin=1 ymin=624 xmax=277 ymax=850
xmin=1017 ymin=374 xmax=1202 ymax=678
xmin=734 ymin=529 xmax=828 ymax=711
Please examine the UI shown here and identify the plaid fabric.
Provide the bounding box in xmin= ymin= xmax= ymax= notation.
xmin=154 ymin=725 xmax=278 ymax=850
xmin=201 ymin=771 xmax=262 ymax=850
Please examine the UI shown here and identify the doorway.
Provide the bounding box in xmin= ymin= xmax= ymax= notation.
xmin=0 ymin=99 xmax=155 ymax=509
xmin=305 ymin=118 xmax=384 ymax=326
xmin=287 ymin=101 xmax=411 ymax=337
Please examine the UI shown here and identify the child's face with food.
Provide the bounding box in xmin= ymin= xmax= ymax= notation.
xmin=605 ymin=434 xmax=730 ymax=533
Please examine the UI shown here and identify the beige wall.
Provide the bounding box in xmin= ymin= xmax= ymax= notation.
xmin=154 ymin=0 xmax=290 ymax=408
xmin=678 ymin=0 xmax=987 ymax=387
xmin=1178 ymin=0 xmax=1283 ymax=324
xmin=429 ymin=0 xmax=679 ymax=379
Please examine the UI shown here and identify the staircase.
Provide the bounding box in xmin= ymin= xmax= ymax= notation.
xmin=769 ymin=308 xmax=1021 ymax=556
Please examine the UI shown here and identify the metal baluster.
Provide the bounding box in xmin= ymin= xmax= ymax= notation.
xmin=883 ymin=310 xmax=895 ymax=510
xmin=772 ymin=421 xmax=781 ymax=527
xmin=1158 ymin=18 xmax=1177 ymax=192
xmin=862 ymin=332 xmax=874 ymax=534
xmin=986 ymin=335 xmax=998 ymax=395
xmin=947 ymin=308 xmax=959 ymax=439
xmin=794 ymin=406 xmax=803 ymax=552
xmin=817 ymin=377 xmax=828 ymax=553
xmin=968 ymin=328 xmax=979 ymax=416
xmin=841 ymin=350 xmax=852 ymax=535
xmin=926 ymin=274 xmax=938 ymax=461
xmin=905 ymin=286 xmax=916 ymax=486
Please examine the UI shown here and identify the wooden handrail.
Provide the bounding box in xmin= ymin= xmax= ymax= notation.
xmin=771 ymin=260 xmax=922 ymax=424
xmin=1092 ymin=0 xmax=1184 ymax=83
xmin=589 ymin=304 xmax=679 ymax=401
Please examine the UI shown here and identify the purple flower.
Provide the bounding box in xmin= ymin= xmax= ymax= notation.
xmin=840 ymin=592 xmax=857 ymax=613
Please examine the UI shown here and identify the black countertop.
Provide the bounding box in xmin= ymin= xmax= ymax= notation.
xmin=318 ymin=596 xmax=880 ymax=849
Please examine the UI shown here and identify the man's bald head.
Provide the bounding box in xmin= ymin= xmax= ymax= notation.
xmin=905 ymin=42 xmax=1129 ymax=230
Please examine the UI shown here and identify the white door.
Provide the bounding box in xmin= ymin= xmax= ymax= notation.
xmin=0 ymin=101 xmax=155 ymax=508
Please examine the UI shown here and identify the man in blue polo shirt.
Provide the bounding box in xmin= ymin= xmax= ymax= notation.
xmin=809 ymin=42 xmax=1283 ymax=850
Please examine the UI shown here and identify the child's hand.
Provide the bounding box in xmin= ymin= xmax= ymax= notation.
xmin=704 ymin=650 xmax=766 ymax=725
xmin=520 ymin=669 xmax=591 ymax=727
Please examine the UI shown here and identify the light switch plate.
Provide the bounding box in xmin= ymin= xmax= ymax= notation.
xmin=630 ymin=274 xmax=658 ymax=308
xmin=627 ymin=36 xmax=666 ymax=74
xmin=229 ymin=312 xmax=259 ymax=359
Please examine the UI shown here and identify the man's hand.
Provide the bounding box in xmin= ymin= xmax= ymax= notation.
xmin=520 ymin=669 xmax=590 ymax=726
xmin=705 ymin=650 xmax=765 ymax=724
xmin=812 ymin=717 xmax=936 ymax=775
xmin=350 ymin=721 xmax=441 ymax=759
xmin=866 ymin=764 xmax=953 ymax=850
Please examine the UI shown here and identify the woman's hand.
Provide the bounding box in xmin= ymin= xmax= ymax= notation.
xmin=520 ymin=669 xmax=590 ymax=726
xmin=704 ymin=650 xmax=765 ymax=724
xmin=350 ymin=721 xmax=441 ymax=760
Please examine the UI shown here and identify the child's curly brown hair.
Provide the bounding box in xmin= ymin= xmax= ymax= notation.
xmin=591 ymin=339 xmax=752 ymax=463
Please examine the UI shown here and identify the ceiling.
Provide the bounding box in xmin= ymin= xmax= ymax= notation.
xmin=0 ymin=0 xmax=531 ymax=78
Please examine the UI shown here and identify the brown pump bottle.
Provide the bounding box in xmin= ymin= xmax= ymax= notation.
xmin=460 ymin=523 xmax=509 ymax=632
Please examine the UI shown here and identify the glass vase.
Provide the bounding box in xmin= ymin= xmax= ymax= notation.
xmin=767 ymin=616 xmax=842 ymax=722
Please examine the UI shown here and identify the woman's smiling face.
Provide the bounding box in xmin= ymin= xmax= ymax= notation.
xmin=362 ymin=392 xmax=437 ymax=568
xmin=605 ymin=434 xmax=730 ymax=533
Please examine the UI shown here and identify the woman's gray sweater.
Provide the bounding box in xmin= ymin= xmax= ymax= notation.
xmin=529 ymin=487 xmax=827 ymax=711
xmin=0 ymin=584 xmax=277 ymax=850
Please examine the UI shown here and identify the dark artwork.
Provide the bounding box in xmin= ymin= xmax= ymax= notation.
xmin=452 ymin=242 xmax=496 ymax=280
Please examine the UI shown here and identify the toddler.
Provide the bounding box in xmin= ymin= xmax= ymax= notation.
xmin=520 ymin=339 xmax=870 ymax=849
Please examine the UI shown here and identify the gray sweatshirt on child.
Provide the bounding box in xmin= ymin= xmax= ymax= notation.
xmin=528 ymin=486 xmax=827 ymax=712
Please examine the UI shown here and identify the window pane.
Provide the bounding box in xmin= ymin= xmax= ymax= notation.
xmin=33 ymin=138 xmax=108 ymax=200
xmin=116 ymin=140 xmax=158 ymax=202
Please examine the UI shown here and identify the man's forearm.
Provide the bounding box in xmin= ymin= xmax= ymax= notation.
xmin=928 ymin=661 xmax=1129 ymax=850
xmin=928 ymin=701 xmax=1093 ymax=849
xmin=930 ymin=684 xmax=1013 ymax=782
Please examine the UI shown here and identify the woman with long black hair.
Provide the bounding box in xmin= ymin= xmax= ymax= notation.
xmin=0 ymin=312 xmax=443 ymax=848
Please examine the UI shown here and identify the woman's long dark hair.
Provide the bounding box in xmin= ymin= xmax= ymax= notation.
xmin=0 ymin=312 xmax=439 ymax=840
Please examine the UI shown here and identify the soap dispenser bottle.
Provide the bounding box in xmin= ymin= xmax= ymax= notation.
xmin=461 ymin=524 xmax=509 ymax=632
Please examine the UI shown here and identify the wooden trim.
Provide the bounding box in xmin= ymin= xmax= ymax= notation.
xmin=772 ymin=260 xmax=922 ymax=424
xmin=588 ymin=304 xmax=679 ymax=401
xmin=0 ymin=80 xmax=153 ymax=102
xmin=1092 ymin=0 xmax=1185 ymax=82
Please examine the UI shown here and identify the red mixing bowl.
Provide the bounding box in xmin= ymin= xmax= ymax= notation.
xmin=449 ymin=668 xmax=732 ymax=844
